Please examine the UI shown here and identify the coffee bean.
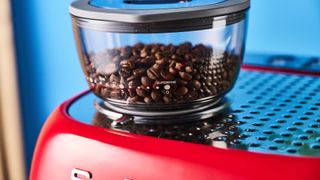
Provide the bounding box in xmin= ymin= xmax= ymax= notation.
xmin=175 ymin=62 xmax=184 ymax=71
xmin=109 ymin=74 xmax=120 ymax=83
xmin=128 ymin=88 xmax=136 ymax=96
xmin=156 ymin=58 xmax=167 ymax=65
xmin=127 ymin=75 xmax=136 ymax=82
xmin=188 ymin=91 xmax=198 ymax=100
xmin=184 ymin=53 xmax=192 ymax=61
xmin=136 ymin=87 xmax=147 ymax=97
xmin=147 ymin=68 xmax=160 ymax=80
xmin=191 ymin=80 xmax=201 ymax=90
xmin=110 ymin=90 xmax=121 ymax=99
xmin=179 ymin=72 xmax=193 ymax=81
xmin=160 ymin=70 xmax=175 ymax=81
xmin=169 ymin=67 xmax=178 ymax=76
xmin=127 ymin=96 xmax=140 ymax=103
xmin=128 ymin=80 xmax=139 ymax=88
xmin=120 ymin=46 xmax=131 ymax=57
xmin=119 ymin=68 xmax=131 ymax=78
xmin=152 ymin=81 xmax=161 ymax=89
xmin=134 ymin=43 xmax=144 ymax=50
xmin=87 ymin=42 xmax=238 ymax=104
xmin=140 ymin=48 xmax=148 ymax=58
xmin=144 ymin=96 xmax=153 ymax=104
xmin=133 ymin=68 xmax=146 ymax=77
xmin=176 ymin=79 xmax=188 ymax=86
xmin=163 ymin=95 xmax=171 ymax=104
xmin=185 ymin=66 xmax=193 ymax=73
xmin=152 ymin=63 xmax=162 ymax=70
xmin=120 ymin=60 xmax=135 ymax=69
xmin=155 ymin=52 xmax=162 ymax=60
xmin=175 ymin=87 xmax=188 ymax=96
xmin=151 ymin=46 xmax=159 ymax=54
xmin=151 ymin=91 xmax=162 ymax=102
xmin=141 ymin=76 xmax=154 ymax=87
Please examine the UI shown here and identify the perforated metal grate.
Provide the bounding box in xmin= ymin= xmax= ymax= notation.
xmin=228 ymin=71 xmax=320 ymax=156
xmin=90 ymin=70 xmax=320 ymax=156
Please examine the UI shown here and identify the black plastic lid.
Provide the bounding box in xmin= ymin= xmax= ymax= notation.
xmin=70 ymin=0 xmax=249 ymax=33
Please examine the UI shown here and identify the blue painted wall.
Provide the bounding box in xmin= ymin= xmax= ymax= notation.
xmin=247 ymin=0 xmax=320 ymax=56
xmin=12 ymin=0 xmax=87 ymax=173
xmin=11 ymin=0 xmax=320 ymax=173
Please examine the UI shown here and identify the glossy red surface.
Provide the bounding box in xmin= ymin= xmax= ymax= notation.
xmin=30 ymin=92 xmax=320 ymax=180
xmin=242 ymin=64 xmax=320 ymax=76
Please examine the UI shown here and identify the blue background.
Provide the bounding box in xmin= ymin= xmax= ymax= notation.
xmin=11 ymin=0 xmax=320 ymax=173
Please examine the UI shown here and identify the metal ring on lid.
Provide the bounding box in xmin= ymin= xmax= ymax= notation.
xmin=70 ymin=0 xmax=249 ymax=23
xmin=70 ymin=0 xmax=249 ymax=32
xmin=72 ymin=10 xmax=246 ymax=33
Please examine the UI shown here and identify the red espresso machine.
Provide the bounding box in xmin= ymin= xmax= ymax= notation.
xmin=30 ymin=0 xmax=320 ymax=179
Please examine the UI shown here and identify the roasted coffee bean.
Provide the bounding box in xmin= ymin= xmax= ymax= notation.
xmin=127 ymin=96 xmax=140 ymax=103
xmin=87 ymin=42 xmax=238 ymax=104
xmin=100 ymin=87 xmax=110 ymax=97
xmin=110 ymin=90 xmax=121 ymax=99
xmin=141 ymin=76 xmax=154 ymax=87
xmin=147 ymin=68 xmax=160 ymax=80
xmin=185 ymin=66 xmax=193 ymax=73
xmin=119 ymin=68 xmax=131 ymax=78
xmin=155 ymin=52 xmax=163 ymax=60
xmin=191 ymin=80 xmax=201 ymax=90
xmin=127 ymin=75 xmax=136 ymax=82
xmin=128 ymin=88 xmax=136 ymax=96
xmin=175 ymin=87 xmax=189 ymax=96
xmin=136 ymin=87 xmax=148 ymax=97
xmin=152 ymin=63 xmax=162 ymax=70
xmin=128 ymin=80 xmax=139 ymax=88
xmin=133 ymin=68 xmax=146 ymax=77
xmin=120 ymin=60 xmax=135 ymax=69
xmin=163 ymin=95 xmax=171 ymax=104
xmin=188 ymin=91 xmax=198 ymax=100
xmin=151 ymin=46 xmax=159 ymax=54
xmin=109 ymin=74 xmax=120 ymax=83
xmin=140 ymin=48 xmax=149 ymax=58
xmin=120 ymin=46 xmax=131 ymax=57
xmin=175 ymin=62 xmax=184 ymax=71
xmin=119 ymin=77 xmax=127 ymax=87
xmin=134 ymin=43 xmax=144 ymax=50
xmin=169 ymin=60 xmax=176 ymax=67
xmin=156 ymin=58 xmax=166 ymax=65
xmin=144 ymin=96 xmax=153 ymax=104
xmin=169 ymin=67 xmax=178 ymax=76
xmin=151 ymin=91 xmax=162 ymax=102
xmin=176 ymin=79 xmax=188 ymax=86
xmin=184 ymin=53 xmax=192 ymax=61
xmin=160 ymin=70 xmax=175 ymax=81
xmin=179 ymin=72 xmax=193 ymax=81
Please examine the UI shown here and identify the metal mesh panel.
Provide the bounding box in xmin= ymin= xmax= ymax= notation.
xmin=92 ymin=70 xmax=320 ymax=156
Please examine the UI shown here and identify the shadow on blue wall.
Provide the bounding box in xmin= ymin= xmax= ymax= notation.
xmin=11 ymin=0 xmax=320 ymax=174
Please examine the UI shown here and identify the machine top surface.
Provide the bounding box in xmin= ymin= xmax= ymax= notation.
xmin=68 ymin=54 xmax=320 ymax=157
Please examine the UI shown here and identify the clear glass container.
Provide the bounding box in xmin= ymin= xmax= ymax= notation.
xmin=70 ymin=0 xmax=249 ymax=115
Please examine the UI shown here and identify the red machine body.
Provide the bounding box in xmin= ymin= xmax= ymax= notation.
xmin=30 ymin=93 xmax=320 ymax=180
xmin=30 ymin=55 xmax=320 ymax=180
